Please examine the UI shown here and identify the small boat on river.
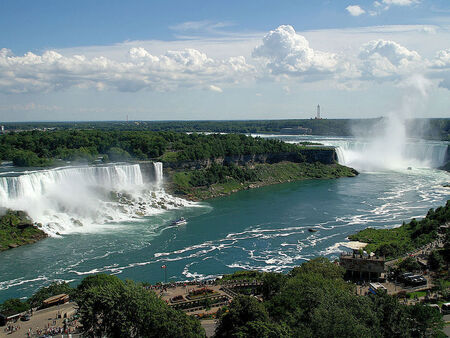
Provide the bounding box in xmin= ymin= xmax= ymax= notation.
xmin=308 ymin=228 xmax=318 ymax=232
xmin=171 ymin=217 xmax=187 ymax=226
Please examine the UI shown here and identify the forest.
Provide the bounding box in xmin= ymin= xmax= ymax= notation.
xmin=2 ymin=117 xmax=449 ymax=140
xmin=0 ymin=130 xmax=307 ymax=167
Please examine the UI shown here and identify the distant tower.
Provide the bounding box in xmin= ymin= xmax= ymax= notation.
xmin=0 ymin=125 xmax=4 ymax=134
xmin=316 ymin=104 xmax=321 ymax=119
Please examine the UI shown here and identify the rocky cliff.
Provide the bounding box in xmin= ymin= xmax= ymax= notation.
xmin=162 ymin=147 xmax=337 ymax=170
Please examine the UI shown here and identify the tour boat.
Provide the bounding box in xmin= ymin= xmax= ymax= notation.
xmin=171 ymin=217 xmax=187 ymax=226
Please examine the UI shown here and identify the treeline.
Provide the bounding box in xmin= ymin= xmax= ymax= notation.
xmin=0 ymin=130 xmax=304 ymax=166
xmin=0 ymin=276 xmax=204 ymax=337
xmin=172 ymin=162 xmax=357 ymax=200
xmin=349 ymin=200 xmax=450 ymax=259
xmin=3 ymin=118 xmax=449 ymax=139
xmin=216 ymin=258 xmax=444 ymax=337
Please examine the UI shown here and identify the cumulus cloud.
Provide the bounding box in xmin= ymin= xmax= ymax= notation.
xmin=431 ymin=49 xmax=450 ymax=68
xmin=252 ymin=25 xmax=338 ymax=78
xmin=0 ymin=47 xmax=254 ymax=94
xmin=346 ymin=5 xmax=366 ymax=16
xmin=429 ymin=48 xmax=450 ymax=90
xmin=382 ymin=0 xmax=419 ymax=6
xmin=358 ymin=39 xmax=423 ymax=80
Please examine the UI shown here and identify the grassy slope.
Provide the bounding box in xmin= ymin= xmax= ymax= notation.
xmin=170 ymin=162 xmax=357 ymax=200
xmin=349 ymin=200 xmax=450 ymax=259
xmin=0 ymin=210 xmax=47 ymax=251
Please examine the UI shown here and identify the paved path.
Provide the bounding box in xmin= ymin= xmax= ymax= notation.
xmin=444 ymin=314 xmax=450 ymax=337
xmin=201 ymin=319 xmax=217 ymax=338
xmin=1 ymin=302 xmax=79 ymax=337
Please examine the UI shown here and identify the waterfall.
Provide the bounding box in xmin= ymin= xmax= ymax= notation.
xmin=329 ymin=139 xmax=448 ymax=171
xmin=0 ymin=162 xmax=192 ymax=236
xmin=153 ymin=162 xmax=164 ymax=186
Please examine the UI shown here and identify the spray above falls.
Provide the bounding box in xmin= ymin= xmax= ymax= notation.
xmin=0 ymin=162 xmax=193 ymax=236
xmin=330 ymin=117 xmax=449 ymax=171
xmin=333 ymin=75 xmax=448 ymax=171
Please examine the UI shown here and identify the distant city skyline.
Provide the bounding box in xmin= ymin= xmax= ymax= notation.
xmin=1 ymin=0 xmax=450 ymax=121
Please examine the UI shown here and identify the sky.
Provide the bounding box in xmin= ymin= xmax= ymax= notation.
xmin=1 ymin=0 xmax=450 ymax=121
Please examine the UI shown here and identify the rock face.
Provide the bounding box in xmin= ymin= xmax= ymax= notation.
xmin=0 ymin=209 xmax=48 ymax=252
xmin=162 ymin=148 xmax=337 ymax=170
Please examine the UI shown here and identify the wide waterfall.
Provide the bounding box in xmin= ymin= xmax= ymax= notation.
xmin=0 ymin=162 xmax=193 ymax=236
xmin=329 ymin=139 xmax=448 ymax=171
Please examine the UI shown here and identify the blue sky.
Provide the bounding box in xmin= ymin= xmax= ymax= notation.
xmin=0 ymin=0 xmax=449 ymax=121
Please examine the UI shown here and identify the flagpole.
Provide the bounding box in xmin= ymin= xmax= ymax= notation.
xmin=161 ymin=265 xmax=167 ymax=284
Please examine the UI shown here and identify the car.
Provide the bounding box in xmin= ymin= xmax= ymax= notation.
xmin=20 ymin=314 xmax=31 ymax=321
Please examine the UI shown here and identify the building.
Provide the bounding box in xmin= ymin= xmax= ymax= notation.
xmin=0 ymin=125 xmax=4 ymax=134
xmin=339 ymin=251 xmax=386 ymax=281
xmin=314 ymin=104 xmax=322 ymax=119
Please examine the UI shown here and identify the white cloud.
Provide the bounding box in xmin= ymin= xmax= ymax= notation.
xmin=429 ymin=48 xmax=450 ymax=90
xmin=1 ymin=25 xmax=449 ymax=97
xmin=169 ymin=20 xmax=234 ymax=34
xmin=252 ymin=25 xmax=338 ymax=78
xmin=346 ymin=5 xmax=366 ymax=16
xmin=431 ymin=49 xmax=450 ymax=68
xmin=358 ymin=39 xmax=423 ymax=79
xmin=208 ymin=85 xmax=223 ymax=92
xmin=382 ymin=0 xmax=419 ymax=6
xmin=0 ymin=47 xmax=254 ymax=94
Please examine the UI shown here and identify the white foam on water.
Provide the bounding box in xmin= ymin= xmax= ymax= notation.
xmin=0 ymin=162 xmax=197 ymax=236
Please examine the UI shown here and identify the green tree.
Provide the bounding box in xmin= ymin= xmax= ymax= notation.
xmin=0 ymin=298 xmax=30 ymax=316
xmin=289 ymin=257 xmax=345 ymax=280
xmin=215 ymin=295 xmax=277 ymax=337
xmin=77 ymin=275 xmax=203 ymax=338
xmin=428 ymin=250 xmax=445 ymax=271
xmin=27 ymin=282 xmax=74 ymax=308
xmin=259 ymin=272 xmax=286 ymax=301
xmin=398 ymin=257 xmax=421 ymax=272
xmin=107 ymin=147 xmax=131 ymax=161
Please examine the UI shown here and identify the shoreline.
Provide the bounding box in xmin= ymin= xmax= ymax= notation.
xmin=168 ymin=162 xmax=358 ymax=201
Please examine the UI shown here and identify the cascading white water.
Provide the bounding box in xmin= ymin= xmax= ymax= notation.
xmin=0 ymin=162 xmax=193 ymax=236
xmin=330 ymin=139 xmax=448 ymax=171
xmin=153 ymin=162 xmax=164 ymax=186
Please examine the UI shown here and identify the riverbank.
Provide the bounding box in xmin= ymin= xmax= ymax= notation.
xmin=349 ymin=200 xmax=449 ymax=259
xmin=167 ymin=161 xmax=358 ymax=200
xmin=0 ymin=210 xmax=47 ymax=252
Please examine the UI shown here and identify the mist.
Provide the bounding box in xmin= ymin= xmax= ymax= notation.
xmin=341 ymin=75 xmax=444 ymax=171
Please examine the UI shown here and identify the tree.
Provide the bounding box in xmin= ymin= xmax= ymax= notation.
xmin=77 ymin=275 xmax=203 ymax=338
xmin=428 ymin=250 xmax=445 ymax=271
xmin=215 ymin=295 xmax=280 ymax=337
xmin=259 ymin=272 xmax=286 ymax=300
xmin=407 ymin=303 xmax=444 ymax=337
xmin=0 ymin=298 xmax=30 ymax=316
xmin=289 ymin=257 xmax=345 ymax=280
xmin=398 ymin=257 xmax=421 ymax=272
xmin=27 ymin=282 xmax=74 ymax=308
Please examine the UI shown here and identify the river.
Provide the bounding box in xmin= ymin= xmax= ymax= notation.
xmin=0 ymin=135 xmax=448 ymax=302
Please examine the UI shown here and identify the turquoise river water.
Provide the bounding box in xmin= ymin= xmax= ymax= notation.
xmin=0 ymin=135 xmax=448 ymax=302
